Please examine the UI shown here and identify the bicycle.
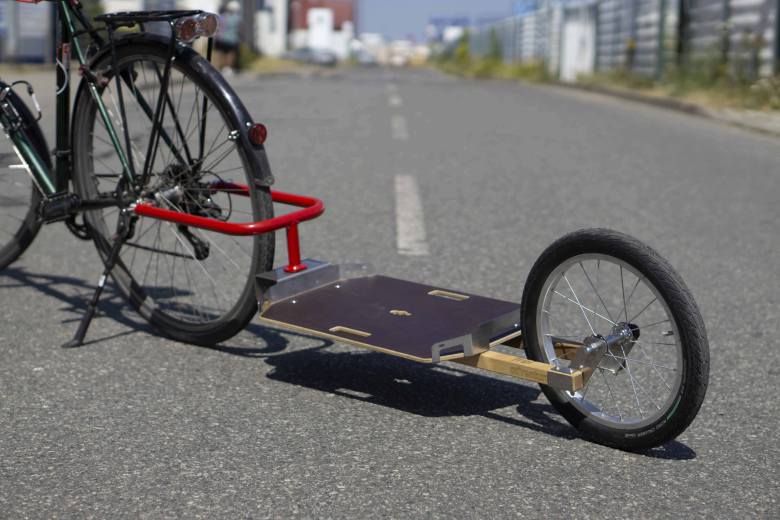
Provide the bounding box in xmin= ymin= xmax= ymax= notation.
xmin=1 ymin=1 xmax=709 ymax=451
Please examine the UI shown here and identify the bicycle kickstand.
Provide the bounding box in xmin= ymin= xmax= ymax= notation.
xmin=62 ymin=218 xmax=129 ymax=349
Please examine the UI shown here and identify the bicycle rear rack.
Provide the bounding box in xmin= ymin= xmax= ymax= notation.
xmin=94 ymin=10 xmax=202 ymax=26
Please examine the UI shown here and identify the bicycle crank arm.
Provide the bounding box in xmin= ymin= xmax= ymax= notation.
xmin=40 ymin=194 xmax=120 ymax=224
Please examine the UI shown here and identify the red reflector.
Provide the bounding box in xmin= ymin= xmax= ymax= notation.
xmin=249 ymin=123 xmax=267 ymax=145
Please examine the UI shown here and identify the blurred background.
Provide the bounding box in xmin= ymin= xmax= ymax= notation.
xmin=3 ymin=0 xmax=780 ymax=108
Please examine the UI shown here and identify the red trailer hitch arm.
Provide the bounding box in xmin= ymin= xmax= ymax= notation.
xmin=133 ymin=182 xmax=324 ymax=273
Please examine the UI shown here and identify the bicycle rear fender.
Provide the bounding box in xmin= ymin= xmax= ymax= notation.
xmin=73 ymin=34 xmax=275 ymax=187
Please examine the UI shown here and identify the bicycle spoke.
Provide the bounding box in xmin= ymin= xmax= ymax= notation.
xmin=618 ymin=342 xmax=645 ymax=418
xmin=620 ymin=265 xmax=628 ymax=322
xmin=628 ymin=297 xmax=657 ymax=324
xmin=579 ymin=261 xmax=614 ymax=322
xmin=633 ymin=343 xmax=673 ymax=390
xmin=638 ymin=318 xmax=670 ymax=330
xmin=600 ymin=369 xmax=623 ymax=421
xmin=625 ymin=276 xmax=642 ymax=312
xmin=552 ymin=290 xmax=617 ymax=327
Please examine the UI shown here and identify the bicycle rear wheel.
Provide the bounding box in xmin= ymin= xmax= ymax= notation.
xmin=71 ymin=38 xmax=274 ymax=345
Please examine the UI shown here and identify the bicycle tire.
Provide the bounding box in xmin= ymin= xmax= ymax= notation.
xmin=0 ymin=87 xmax=49 ymax=271
xmin=71 ymin=37 xmax=274 ymax=345
xmin=521 ymin=228 xmax=709 ymax=450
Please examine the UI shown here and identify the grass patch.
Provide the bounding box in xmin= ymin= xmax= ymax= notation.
xmin=438 ymin=32 xmax=780 ymax=111
xmin=436 ymin=30 xmax=550 ymax=83
xmin=581 ymin=67 xmax=780 ymax=110
xmin=439 ymin=58 xmax=550 ymax=82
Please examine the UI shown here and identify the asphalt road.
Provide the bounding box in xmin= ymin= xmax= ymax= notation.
xmin=1 ymin=66 xmax=778 ymax=518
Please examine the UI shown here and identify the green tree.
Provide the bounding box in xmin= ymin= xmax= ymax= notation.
xmin=454 ymin=30 xmax=471 ymax=67
xmin=487 ymin=29 xmax=502 ymax=62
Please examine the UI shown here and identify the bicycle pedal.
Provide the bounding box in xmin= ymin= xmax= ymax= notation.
xmin=39 ymin=193 xmax=81 ymax=223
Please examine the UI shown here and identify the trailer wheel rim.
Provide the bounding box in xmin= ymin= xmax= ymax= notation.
xmin=536 ymin=254 xmax=684 ymax=430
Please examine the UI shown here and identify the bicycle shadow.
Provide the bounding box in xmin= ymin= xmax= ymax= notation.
xmin=0 ymin=266 xmax=696 ymax=459
xmin=0 ymin=266 xmax=299 ymax=352
xmin=0 ymin=266 xmax=155 ymax=345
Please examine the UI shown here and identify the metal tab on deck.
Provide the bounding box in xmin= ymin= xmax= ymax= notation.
xmin=259 ymin=273 xmax=521 ymax=363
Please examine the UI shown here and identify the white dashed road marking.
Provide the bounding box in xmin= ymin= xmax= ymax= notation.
xmin=394 ymin=174 xmax=429 ymax=256
xmin=391 ymin=115 xmax=409 ymax=141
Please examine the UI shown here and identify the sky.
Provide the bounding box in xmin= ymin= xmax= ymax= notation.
xmin=358 ymin=0 xmax=518 ymax=41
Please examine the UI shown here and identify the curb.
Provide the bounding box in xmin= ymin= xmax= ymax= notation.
xmin=556 ymin=81 xmax=780 ymax=139
xmin=558 ymin=82 xmax=706 ymax=116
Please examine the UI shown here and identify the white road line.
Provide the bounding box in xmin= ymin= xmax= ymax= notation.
xmin=391 ymin=115 xmax=409 ymax=141
xmin=394 ymin=174 xmax=429 ymax=256
xmin=388 ymin=94 xmax=403 ymax=107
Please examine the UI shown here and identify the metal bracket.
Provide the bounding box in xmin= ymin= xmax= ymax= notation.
xmin=547 ymin=366 xmax=580 ymax=391
xmin=550 ymin=327 xmax=635 ymax=388
xmin=256 ymin=260 xmax=342 ymax=307
xmin=431 ymin=334 xmax=474 ymax=363
xmin=570 ymin=336 xmax=609 ymax=372
xmin=430 ymin=308 xmax=520 ymax=363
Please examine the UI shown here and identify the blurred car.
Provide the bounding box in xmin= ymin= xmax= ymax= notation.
xmin=283 ymin=47 xmax=338 ymax=67
xmin=354 ymin=50 xmax=378 ymax=67
xmin=389 ymin=54 xmax=408 ymax=67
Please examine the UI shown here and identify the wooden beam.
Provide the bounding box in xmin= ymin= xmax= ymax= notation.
xmin=453 ymin=351 xmax=584 ymax=392
xmin=554 ymin=342 xmax=581 ymax=361
xmin=494 ymin=332 xmax=581 ymax=362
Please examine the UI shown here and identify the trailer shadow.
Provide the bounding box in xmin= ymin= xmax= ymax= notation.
xmin=250 ymin=344 xmax=696 ymax=460
xmin=0 ymin=266 xmax=695 ymax=460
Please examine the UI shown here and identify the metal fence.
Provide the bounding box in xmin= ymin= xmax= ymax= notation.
xmin=468 ymin=0 xmax=779 ymax=80
xmin=683 ymin=0 xmax=777 ymax=77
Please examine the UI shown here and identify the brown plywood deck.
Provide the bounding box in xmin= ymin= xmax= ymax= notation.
xmin=259 ymin=275 xmax=521 ymax=362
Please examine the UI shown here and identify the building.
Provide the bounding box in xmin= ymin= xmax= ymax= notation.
xmin=0 ymin=1 xmax=53 ymax=63
xmin=256 ymin=0 xmax=289 ymax=57
xmin=0 ymin=1 xmax=358 ymax=64
xmin=288 ymin=0 xmax=355 ymax=59
xmin=426 ymin=17 xmax=469 ymax=53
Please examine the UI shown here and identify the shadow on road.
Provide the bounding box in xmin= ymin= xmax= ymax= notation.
xmin=1 ymin=266 xmax=696 ymax=459
xmin=236 ymin=341 xmax=696 ymax=459
xmin=0 ymin=266 xmax=154 ymax=345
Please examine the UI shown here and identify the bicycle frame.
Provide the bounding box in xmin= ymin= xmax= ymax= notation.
xmin=1 ymin=1 xmax=117 ymax=197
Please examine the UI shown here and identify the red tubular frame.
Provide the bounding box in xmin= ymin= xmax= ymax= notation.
xmin=133 ymin=182 xmax=324 ymax=273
